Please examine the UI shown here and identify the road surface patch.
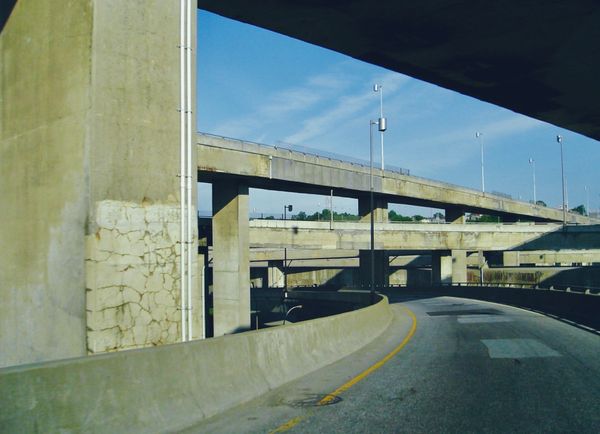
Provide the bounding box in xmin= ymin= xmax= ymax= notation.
xmin=427 ymin=308 xmax=501 ymax=316
xmin=481 ymin=338 xmax=561 ymax=358
xmin=458 ymin=315 xmax=513 ymax=324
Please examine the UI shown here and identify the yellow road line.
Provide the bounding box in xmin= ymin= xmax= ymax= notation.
xmin=318 ymin=306 xmax=417 ymax=405
xmin=269 ymin=305 xmax=418 ymax=432
xmin=269 ymin=416 xmax=304 ymax=433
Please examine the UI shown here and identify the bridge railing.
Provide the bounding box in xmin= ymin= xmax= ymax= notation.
xmin=274 ymin=140 xmax=411 ymax=176
xmin=379 ymin=281 xmax=600 ymax=295
xmin=198 ymin=131 xmax=526 ymax=204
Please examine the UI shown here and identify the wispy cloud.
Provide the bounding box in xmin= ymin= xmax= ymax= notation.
xmin=403 ymin=114 xmax=546 ymax=174
xmin=284 ymin=72 xmax=410 ymax=145
xmin=212 ymin=70 xmax=351 ymax=140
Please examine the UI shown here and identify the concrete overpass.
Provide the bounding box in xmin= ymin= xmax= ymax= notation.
xmin=198 ymin=131 xmax=596 ymax=333
xmin=197 ymin=133 xmax=594 ymax=224
xmin=200 ymin=218 xmax=600 ymax=286
xmin=245 ymin=220 xmax=600 ymax=252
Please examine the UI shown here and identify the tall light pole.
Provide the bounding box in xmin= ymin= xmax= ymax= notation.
xmin=529 ymin=158 xmax=537 ymax=204
xmin=374 ymin=84 xmax=385 ymax=171
xmin=370 ymin=115 xmax=386 ymax=302
xmin=557 ymin=135 xmax=566 ymax=225
xmin=476 ymin=132 xmax=485 ymax=193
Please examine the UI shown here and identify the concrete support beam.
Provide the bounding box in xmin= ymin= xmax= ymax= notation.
xmin=445 ymin=207 xmax=466 ymax=224
xmin=212 ymin=181 xmax=250 ymax=336
xmin=451 ymin=249 xmax=468 ymax=283
xmin=432 ymin=250 xmax=467 ymax=284
xmin=432 ymin=252 xmax=452 ymax=284
xmin=503 ymin=251 xmax=520 ymax=267
xmin=359 ymin=250 xmax=389 ymax=287
xmin=267 ymin=261 xmax=284 ymax=288
xmin=359 ymin=194 xmax=388 ymax=223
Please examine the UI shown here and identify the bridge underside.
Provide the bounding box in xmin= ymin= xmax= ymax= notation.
xmin=198 ymin=0 xmax=600 ymax=142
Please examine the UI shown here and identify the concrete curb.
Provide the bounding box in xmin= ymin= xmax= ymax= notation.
xmin=0 ymin=294 xmax=392 ymax=433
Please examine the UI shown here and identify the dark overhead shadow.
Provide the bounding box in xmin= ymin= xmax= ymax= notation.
xmin=0 ymin=0 xmax=17 ymax=32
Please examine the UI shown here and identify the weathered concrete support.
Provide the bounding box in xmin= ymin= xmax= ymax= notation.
xmin=503 ymin=251 xmax=520 ymax=267
xmin=267 ymin=260 xmax=285 ymax=288
xmin=432 ymin=251 xmax=452 ymax=284
xmin=445 ymin=206 xmax=465 ymax=224
xmin=359 ymin=194 xmax=388 ymax=223
xmin=212 ymin=181 xmax=250 ymax=336
xmin=359 ymin=250 xmax=389 ymax=287
xmin=451 ymin=249 xmax=468 ymax=283
xmin=432 ymin=250 xmax=466 ymax=283
xmin=1 ymin=0 xmax=197 ymax=367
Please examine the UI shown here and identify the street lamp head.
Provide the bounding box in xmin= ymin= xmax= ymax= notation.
xmin=556 ymin=135 xmax=562 ymax=143
xmin=373 ymin=84 xmax=381 ymax=92
xmin=529 ymin=158 xmax=534 ymax=164
xmin=475 ymin=132 xmax=482 ymax=138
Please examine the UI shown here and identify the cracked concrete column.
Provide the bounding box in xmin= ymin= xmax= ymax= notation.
xmin=212 ymin=181 xmax=250 ymax=336
xmin=1 ymin=0 xmax=198 ymax=365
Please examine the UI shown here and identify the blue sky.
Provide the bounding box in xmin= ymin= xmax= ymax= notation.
xmin=197 ymin=10 xmax=599 ymax=217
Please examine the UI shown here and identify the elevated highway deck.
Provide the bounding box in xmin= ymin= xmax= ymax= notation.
xmin=198 ymin=133 xmax=594 ymax=224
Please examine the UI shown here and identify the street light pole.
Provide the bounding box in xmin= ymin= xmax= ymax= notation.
xmin=529 ymin=158 xmax=536 ymax=204
xmin=370 ymin=120 xmax=375 ymax=301
xmin=557 ymin=135 xmax=566 ymax=225
xmin=370 ymin=116 xmax=386 ymax=303
xmin=476 ymin=132 xmax=485 ymax=193
xmin=374 ymin=84 xmax=384 ymax=171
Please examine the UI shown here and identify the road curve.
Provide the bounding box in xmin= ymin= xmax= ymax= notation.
xmin=182 ymin=294 xmax=600 ymax=433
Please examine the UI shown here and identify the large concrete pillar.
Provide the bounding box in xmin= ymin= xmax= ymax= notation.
xmin=359 ymin=194 xmax=388 ymax=223
xmin=359 ymin=250 xmax=389 ymax=288
xmin=212 ymin=181 xmax=250 ymax=336
xmin=445 ymin=206 xmax=465 ymax=224
xmin=1 ymin=0 xmax=197 ymax=366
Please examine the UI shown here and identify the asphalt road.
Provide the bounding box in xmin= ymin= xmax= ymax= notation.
xmin=182 ymin=294 xmax=600 ymax=433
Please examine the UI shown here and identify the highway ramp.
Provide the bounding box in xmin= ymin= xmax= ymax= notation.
xmin=184 ymin=295 xmax=600 ymax=433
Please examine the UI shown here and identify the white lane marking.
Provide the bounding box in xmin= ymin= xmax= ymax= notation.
xmin=458 ymin=315 xmax=513 ymax=324
xmin=481 ymin=339 xmax=561 ymax=359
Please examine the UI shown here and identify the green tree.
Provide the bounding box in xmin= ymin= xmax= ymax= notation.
xmin=570 ymin=204 xmax=586 ymax=215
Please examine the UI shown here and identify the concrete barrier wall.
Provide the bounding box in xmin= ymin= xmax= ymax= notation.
xmin=0 ymin=295 xmax=392 ymax=433
xmin=392 ymin=285 xmax=600 ymax=330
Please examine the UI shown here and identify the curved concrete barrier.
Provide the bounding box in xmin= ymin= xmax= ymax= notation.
xmin=0 ymin=294 xmax=392 ymax=433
